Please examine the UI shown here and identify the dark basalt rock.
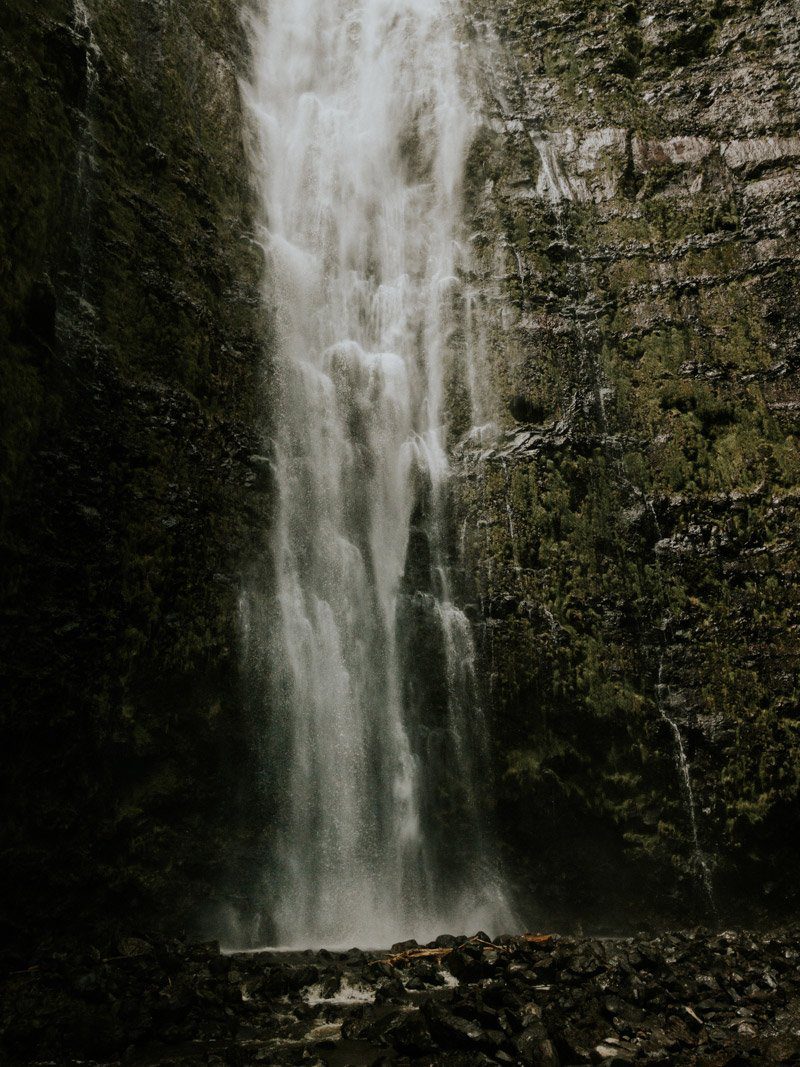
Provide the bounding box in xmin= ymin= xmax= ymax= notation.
xmin=3 ymin=928 xmax=800 ymax=1065
xmin=447 ymin=944 xmax=486 ymax=983
xmin=389 ymin=1008 xmax=436 ymax=1054
xmin=423 ymin=998 xmax=492 ymax=1050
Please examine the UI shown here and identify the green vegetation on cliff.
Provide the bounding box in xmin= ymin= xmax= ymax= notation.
xmin=458 ymin=0 xmax=800 ymax=925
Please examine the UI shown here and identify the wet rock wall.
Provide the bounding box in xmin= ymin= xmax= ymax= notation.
xmin=0 ymin=0 xmax=268 ymax=945
xmin=458 ymin=0 xmax=800 ymax=926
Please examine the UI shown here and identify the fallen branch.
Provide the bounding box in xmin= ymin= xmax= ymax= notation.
xmin=383 ymin=933 xmax=556 ymax=967
xmin=383 ymin=946 xmax=453 ymax=966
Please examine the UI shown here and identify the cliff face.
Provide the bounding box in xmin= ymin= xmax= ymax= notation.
xmin=458 ymin=0 xmax=800 ymax=925
xmin=1 ymin=0 xmax=798 ymax=946
xmin=0 ymin=0 xmax=268 ymax=943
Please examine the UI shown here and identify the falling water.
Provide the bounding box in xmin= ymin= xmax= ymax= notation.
xmin=239 ymin=0 xmax=510 ymax=947
xmin=656 ymin=659 xmax=715 ymax=907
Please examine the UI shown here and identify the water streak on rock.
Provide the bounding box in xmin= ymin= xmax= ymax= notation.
xmin=656 ymin=659 xmax=715 ymax=907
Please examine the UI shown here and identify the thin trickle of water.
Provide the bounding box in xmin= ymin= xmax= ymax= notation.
xmin=533 ymin=134 xmax=575 ymax=203
xmin=239 ymin=0 xmax=511 ymax=948
xmin=656 ymin=659 xmax=715 ymax=907
xmin=500 ymin=457 xmax=522 ymax=576
xmin=71 ymin=0 xmax=99 ymax=297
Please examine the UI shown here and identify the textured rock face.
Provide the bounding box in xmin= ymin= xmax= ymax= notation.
xmin=457 ymin=0 xmax=800 ymax=924
xmin=1 ymin=0 xmax=798 ymax=947
xmin=0 ymin=0 xmax=267 ymax=943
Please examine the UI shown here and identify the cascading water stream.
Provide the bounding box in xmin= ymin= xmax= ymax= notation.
xmin=239 ymin=0 xmax=511 ymax=948
xmin=656 ymin=657 xmax=715 ymax=908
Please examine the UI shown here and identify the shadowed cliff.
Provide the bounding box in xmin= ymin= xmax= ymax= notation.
xmin=0 ymin=0 xmax=269 ymax=947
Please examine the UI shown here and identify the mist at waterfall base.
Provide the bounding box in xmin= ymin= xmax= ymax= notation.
xmin=228 ymin=0 xmax=513 ymax=949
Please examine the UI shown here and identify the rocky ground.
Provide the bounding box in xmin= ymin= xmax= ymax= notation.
xmin=3 ymin=930 xmax=800 ymax=1066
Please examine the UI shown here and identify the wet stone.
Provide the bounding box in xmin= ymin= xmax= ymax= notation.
xmin=387 ymin=1008 xmax=435 ymax=1054
xmin=3 ymin=930 xmax=800 ymax=1064
xmin=423 ymin=1000 xmax=489 ymax=1049
xmin=391 ymin=938 xmax=419 ymax=954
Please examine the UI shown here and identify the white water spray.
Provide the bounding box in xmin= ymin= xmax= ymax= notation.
xmin=240 ymin=0 xmax=510 ymax=947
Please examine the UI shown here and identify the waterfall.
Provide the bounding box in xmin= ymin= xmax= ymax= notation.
xmin=239 ymin=0 xmax=511 ymax=947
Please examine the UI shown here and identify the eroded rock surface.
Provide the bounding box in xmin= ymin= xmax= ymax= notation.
xmin=453 ymin=0 xmax=800 ymax=925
